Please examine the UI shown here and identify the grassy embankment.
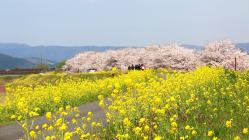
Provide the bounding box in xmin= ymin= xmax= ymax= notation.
xmin=1 ymin=68 xmax=249 ymax=139
xmin=0 ymin=70 xmax=121 ymax=125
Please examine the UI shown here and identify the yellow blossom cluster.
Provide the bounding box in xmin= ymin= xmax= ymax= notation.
xmin=1 ymin=67 xmax=249 ymax=139
xmin=1 ymin=71 xmax=118 ymax=122
xmin=101 ymin=67 xmax=249 ymax=139
xmin=15 ymin=105 xmax=102 ymax=140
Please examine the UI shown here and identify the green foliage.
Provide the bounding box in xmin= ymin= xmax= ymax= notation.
xmin=55 ymin=60 xmax=66 ymax=70
xmin=8 ymin=71 xmax=120 ymax=87
xmin=0 ymin=75 xmax=22 ymax=85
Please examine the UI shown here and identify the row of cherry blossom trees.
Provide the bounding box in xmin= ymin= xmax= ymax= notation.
xmin=201 ymin=40 xmax=249 ymax=70
xmin=64 ymin=40 xmax=249 ymax=72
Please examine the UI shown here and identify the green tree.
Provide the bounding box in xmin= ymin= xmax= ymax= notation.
xmin=56 ymin=60 xmax=66 ymax=70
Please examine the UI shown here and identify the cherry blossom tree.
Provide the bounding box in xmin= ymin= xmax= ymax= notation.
xmin=64 ymin=44 xmax=199 ymax=72
xmin=64 ymin=40 xmax=249 ymax=72
xmin=201 ymin=40 xmax=249 ymax=70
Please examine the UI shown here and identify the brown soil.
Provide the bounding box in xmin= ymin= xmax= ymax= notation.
xmin=0 ymin=85 xmax=5 ymax=94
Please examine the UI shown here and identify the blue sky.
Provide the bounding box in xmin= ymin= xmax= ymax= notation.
xmin=0 ymin=0 xmax=248 ymax=46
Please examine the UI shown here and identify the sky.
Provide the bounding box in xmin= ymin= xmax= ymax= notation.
xmin=0 ymin=0 xmax=248 ymax=46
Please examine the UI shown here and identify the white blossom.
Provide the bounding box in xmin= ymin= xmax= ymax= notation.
xmin=64 ymin=44 xmax=199 ymax=72
xmin=64 ymin=40 xmax=249 ymax=72
xmin=201 ymin=40 xmax=249 ymax=70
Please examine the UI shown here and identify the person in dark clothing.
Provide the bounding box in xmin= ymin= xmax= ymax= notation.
xmin=128 ymin=65 xmax=131 ymax=70
xmin=135 ymin=64 xmax=138 ymax=70
xmin=131 ymin=64 xmax=135 ymax=70
xmin=138 ymin=64 xmax=141 ymax=70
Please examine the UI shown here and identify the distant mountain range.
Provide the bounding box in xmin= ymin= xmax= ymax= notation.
xmin=0 ymin=43 xmax=124 ymax=62
xmin=0 ymin=53 xmax=34 ymax=69
xmin=183 ymin=43 xmax=249 ymax=52
xmin=0 ymin=43 xmax=248 ymax=69
xmin=0 ymin=53 xmax=58 ymax=69
xmin=182 ymin=45 xmax=203 ymax=50
xmin=129 ymin=44 xmax=249 ymax=51
xmin=236 ymin=43 xmax=249 ymax=52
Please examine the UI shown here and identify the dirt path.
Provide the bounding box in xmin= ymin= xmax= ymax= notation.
xmin=0 ymin=101 xmax=105 ymax=140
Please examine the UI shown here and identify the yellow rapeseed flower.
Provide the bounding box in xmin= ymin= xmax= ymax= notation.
xmin=133 ymin=127 xmax=142 ymax=135
xmin=225 ymin=120 xmax=232 ymax=128
xmin=45 ymin=136 xmax=51 ymax=140
xmin=154 ymin=135 xmax=161 ymax=140
xmin=123 ymin=118 xmax=132 ymax=127
xmin=139 ymin=118 xmax=146 ymax=125
xmin=98 ymin=95 xmax=104 ymax=100
xmin=212 ymin=137 xmax=219 ymax=140
xmin=59 ymin=123 xmax=67 ymax=131
xmin=191 ymin=130 xmax=197 ymax=136
xmin=48 ymin=125 xmax=53 ymax=131
xmin=29 ymin=111 xmax=39 ymax=117
xmin=64 ymin=132 xmax=73 ymax=140
xmin=185 ymin=125 xmax=191 ymax=130
xmin=10 ymin=115 xmax=16 ymax=120
xmin=72 ymin=118 xmax=77 ymax=124
xmin=144 ymin=125 xmax=150 ymax=132
xmin=35 ymin=125 xmax=39 ymax=130
xmin=234 ymin=136 xmax=241 ymax=140
xmin=29 ymin=130 xmax=37 ymax=139
xmin=171 ymin=122 xmax=178 ymax=128
xmin=88 ymin=112 xmax=93 ymax=117
xmin=55 ymin=118 xmax=63 ymax=126
xmin=42 ymin=123 xmax=48 ymax=129
xmin=179 ymin=136 xmax=185 ymax=140
xmin=45 ymin=112 xmax=52 ymax=121
xmin=243 ymin=128 xmax=248 ymax=134
xmin=66 ymin=105 xmax=71 ymax=111
xmin=208 ymin=130 xmax=214 ymax=137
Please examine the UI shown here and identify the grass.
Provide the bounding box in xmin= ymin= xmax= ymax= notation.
xmin=8 ymin=71 xmax=120 ymax=87
xmin=0 ymin=75 xmax=22 ymax=85
xmin=0 ymin=94 xmax=4 ymax=104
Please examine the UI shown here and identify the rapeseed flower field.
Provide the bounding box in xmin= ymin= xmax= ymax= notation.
xmin=1 ymin=67 xmax=249 ymax=140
